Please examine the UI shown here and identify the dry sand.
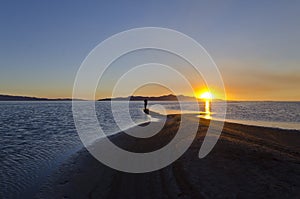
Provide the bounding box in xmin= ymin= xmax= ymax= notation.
xmin=36 ymin=114 xmax=300 ymax=199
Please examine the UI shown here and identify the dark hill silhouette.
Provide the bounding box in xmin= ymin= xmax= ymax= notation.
xmin=0 ymin=94 xmax=83 ymax=101
xmin=98 ymin=94 xmax=197 ymax=101
xmin=0 ymin=93 xmax=224 ymax=102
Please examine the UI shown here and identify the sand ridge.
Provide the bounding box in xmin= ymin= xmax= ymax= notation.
xmin=36 ymin=115 xmax=300 ymax=199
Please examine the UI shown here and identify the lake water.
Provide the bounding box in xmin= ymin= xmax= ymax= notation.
xmin=151 ymin=101 xmax=300 ymax=130
xmin=0 ymin=101 xmax=300 ymax=198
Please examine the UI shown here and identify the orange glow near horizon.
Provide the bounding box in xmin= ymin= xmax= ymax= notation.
xmin=195 ymin=89 xmax=215 ymax=100
xmin=194 ymin=86 xmax=229 ymax=101
xmin=199 ymin=91 xmax=214 ymax=100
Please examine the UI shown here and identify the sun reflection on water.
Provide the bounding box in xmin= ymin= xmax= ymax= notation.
xmin=203 ymin=99 xmax=212 ymax=119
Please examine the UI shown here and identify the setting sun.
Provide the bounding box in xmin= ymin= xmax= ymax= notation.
xmin=199 ymin=92 xmax=214 ymax=100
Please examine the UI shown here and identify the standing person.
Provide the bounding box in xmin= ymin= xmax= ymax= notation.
xmin=143 ymin=99 xmax=149 ymax=114
xmin=144 ymin=99 xmax=148 ymax=110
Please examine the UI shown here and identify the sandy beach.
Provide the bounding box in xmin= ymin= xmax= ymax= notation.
xmin=36 ymin=114 xmax=300 ymax=199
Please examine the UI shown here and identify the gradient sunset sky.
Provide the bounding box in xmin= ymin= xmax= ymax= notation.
xmin=1 ymin=1 xmax=299 ymax=101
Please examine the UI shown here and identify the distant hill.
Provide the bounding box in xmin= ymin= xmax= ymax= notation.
xmin=0 ymin=93 xmax=223 ymax=102
xmin=98 ymin=94 xmax=197 ymax=101
xmin=0 ymin=94 xmax=83 ymax=101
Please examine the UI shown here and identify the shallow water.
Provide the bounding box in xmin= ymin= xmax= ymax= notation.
xmin=0 ymin=101 xmax=149 ymax=199
xmin=151 ymin=101 xmax=300 ymax=130
xmin=0 ymin=101 xmax=299 ymax=198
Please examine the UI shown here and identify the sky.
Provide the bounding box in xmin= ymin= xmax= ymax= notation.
xmin=0 ymin=0 xmax=299 ymax=101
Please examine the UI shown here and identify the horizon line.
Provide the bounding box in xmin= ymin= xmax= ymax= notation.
xmin=1 ymin=93 xmax=300 ymax=102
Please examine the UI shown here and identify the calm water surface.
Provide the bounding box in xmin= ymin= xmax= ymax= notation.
xmin=0 ymin=101 xmax=300 ymax=198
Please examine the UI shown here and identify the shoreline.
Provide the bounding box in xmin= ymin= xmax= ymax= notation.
xmin=209 ymin=117 xmax=300 ymax=131
xmin=150 ymin=109 xmax=300 ymax=131
xmin=37 ymin=114 xmax=300 ymax=199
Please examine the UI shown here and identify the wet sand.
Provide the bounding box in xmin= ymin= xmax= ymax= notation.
xmin=37 ymin=114 xmax=300 ymax=199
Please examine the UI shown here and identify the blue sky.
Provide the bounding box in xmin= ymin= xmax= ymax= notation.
xmin=0 ymin=0 xmax=299 ymax=100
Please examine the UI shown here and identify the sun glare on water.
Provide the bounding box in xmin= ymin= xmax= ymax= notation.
xmin=198 ymin=91 xmax=213 ymax=119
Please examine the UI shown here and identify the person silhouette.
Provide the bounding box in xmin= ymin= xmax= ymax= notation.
xmin=144 ymin=99 xmax=148 ymax=109
xmin=143 ymin=99 xmax=149 ymax=114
